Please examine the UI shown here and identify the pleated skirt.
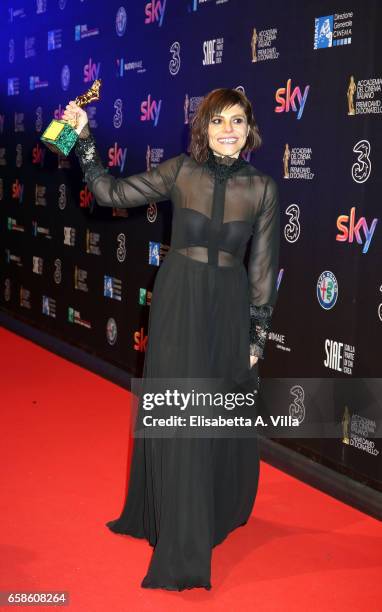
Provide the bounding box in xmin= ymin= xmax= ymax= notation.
xmin=106 ymin=249 xmax=260 ymax=591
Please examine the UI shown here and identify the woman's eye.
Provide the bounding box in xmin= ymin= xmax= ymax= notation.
xmin=211 ymin=118 xmax=245 ymax=125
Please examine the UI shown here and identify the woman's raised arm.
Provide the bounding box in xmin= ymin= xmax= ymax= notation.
xmin=74 ymin=125 xmax=184 ymax=209
xmin=62 ymin=100 xmax=184 ymax=209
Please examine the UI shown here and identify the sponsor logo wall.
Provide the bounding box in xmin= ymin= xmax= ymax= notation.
xmin=0 ymin=0 xmax=381 ymax=488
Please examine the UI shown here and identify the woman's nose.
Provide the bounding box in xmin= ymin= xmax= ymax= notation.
xmin=223 ymin=121 xmax=234 ymax=133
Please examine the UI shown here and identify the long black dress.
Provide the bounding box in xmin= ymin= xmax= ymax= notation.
xmin=74 ymin=130 xmax=280 ymax=591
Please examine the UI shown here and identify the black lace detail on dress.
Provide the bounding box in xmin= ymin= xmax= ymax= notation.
xmin=249 ymin=303 xmax=274 ymax=359
xmin=74 ymin=131 xmax=109 ymax=184
xmin=204 ymin=147 xmax=248 ymax=182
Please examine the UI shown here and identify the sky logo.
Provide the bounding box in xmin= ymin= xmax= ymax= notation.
xmin=83 ymin=58 xmax=100 ymax=82
xmin=32 ymin=143 xmax=45 ymax=166
xmin=336 ymin=207 xmax=378 ymax=254
xmin=140 ymin=94 xmax=162 ymax=126
xmin=108 ymin=143 xmax=127 ymax=173
xmin=12 ymin=179 xmax=24 ymax=203
xmin=275 ymin=79 xmax=310 ymax=120
xmin=145 ymin=0 xmax=166 ymax=26
xmin=79 ymin=185 xmax=94 ymax=209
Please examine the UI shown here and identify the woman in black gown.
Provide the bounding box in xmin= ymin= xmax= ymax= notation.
xmin=63 ymin=88 xmax=280 ymax=591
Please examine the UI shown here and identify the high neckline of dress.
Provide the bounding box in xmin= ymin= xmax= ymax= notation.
xmin=204 ymin=147 xmax=248 ymax=181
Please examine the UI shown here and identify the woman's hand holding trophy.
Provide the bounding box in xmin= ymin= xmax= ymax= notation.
xmin=62 ymin=101 xmax=89 ymax=136
xmin=40 ymin=79 xmax=102 ymax=155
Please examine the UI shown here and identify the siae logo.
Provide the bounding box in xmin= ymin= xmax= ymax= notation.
xmin=324 ymin=340 xmax=344 ymax=372
xmin=203 ymin=39 xmax=216 ymax=65
xmin=145 ymin=0 xmax=166 ymax=26
xmin=275 ymin=79 xmax=310 ymax=119
xmin=140 ymin=94 xmax=162 ymax=126
xmin=83 ymin=58 xmax=100 ymax=82
xmin=336 ymin=207 xmax=378 ymax=254
xmin=108 ymin=143 xmax=127 ymax=172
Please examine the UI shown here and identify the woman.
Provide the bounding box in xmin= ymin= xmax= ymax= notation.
xmin=63 ymin=88 xmax=280 ymax=591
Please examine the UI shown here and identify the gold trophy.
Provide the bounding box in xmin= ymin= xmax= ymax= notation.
xmin=41 ymin=79 xmax=102 ymax=156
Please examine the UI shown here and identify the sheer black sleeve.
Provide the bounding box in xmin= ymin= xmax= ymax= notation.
xmin=248 ymin=176 xmax=280 ymax=359
xmin=74 ymin=127 xmax=185 ymax=208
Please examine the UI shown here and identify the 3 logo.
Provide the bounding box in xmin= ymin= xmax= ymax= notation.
xmin=351 ymin=139 xmax=371 ymax=183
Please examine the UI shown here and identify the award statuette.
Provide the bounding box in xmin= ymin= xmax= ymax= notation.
xmin=41 ymin=79 xmax=102 ymax=156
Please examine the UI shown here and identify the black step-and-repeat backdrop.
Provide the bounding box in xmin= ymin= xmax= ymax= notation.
xmin=1 ymin=0 xmax=381 ymax=491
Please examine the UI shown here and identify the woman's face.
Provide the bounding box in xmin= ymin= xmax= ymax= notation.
xmin=208 ymin=104 xmax=249 ymax=158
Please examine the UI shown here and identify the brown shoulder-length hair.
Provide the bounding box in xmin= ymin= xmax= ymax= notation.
xmin=189 ymin=88 xmax=262 ymax=163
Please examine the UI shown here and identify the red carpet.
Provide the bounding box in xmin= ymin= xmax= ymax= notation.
xmin=1 ymin=325 xmax=381 ymax=611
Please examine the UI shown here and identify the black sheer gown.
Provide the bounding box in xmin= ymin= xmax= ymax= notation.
xmin=74 ymin=128 xmax=280 ymax=591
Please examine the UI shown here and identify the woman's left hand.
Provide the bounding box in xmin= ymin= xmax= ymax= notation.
xmin=250 ymin=355 xmax=258 ymax=368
